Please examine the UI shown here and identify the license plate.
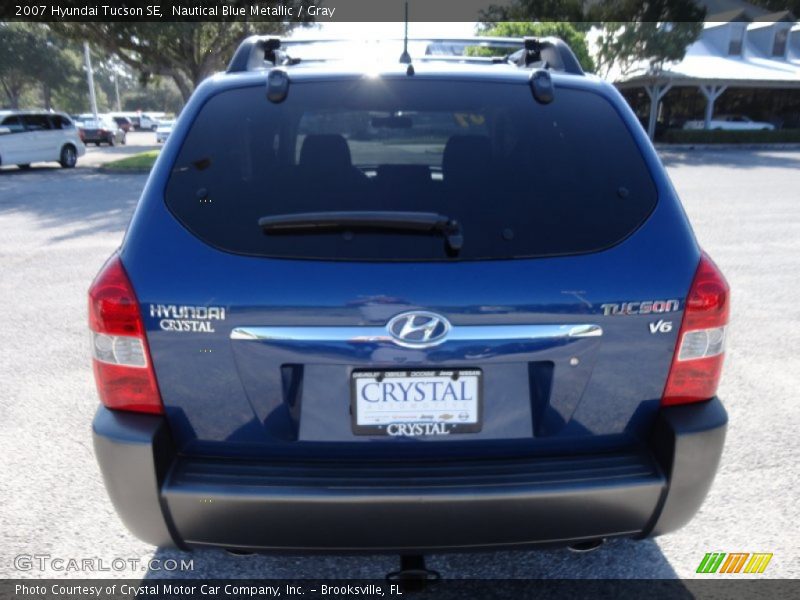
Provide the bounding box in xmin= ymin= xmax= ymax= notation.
xmin=351 ymin=369 xmax=482 ymax=436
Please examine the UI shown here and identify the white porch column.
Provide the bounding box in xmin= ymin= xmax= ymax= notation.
xmin=644 ymin=83 xmax=673 ymax=140
xmin=699 ymin=85 xmax=728 ymax=130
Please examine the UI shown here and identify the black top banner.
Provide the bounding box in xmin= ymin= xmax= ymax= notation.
xmin=4 ymin=0 xmax=492 ymax=22
xmin=2 ymin=0 xmax=786 ymax=23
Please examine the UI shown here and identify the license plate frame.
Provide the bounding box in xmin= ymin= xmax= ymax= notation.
xmin=350 ymin=369 xmax=483 ymax=436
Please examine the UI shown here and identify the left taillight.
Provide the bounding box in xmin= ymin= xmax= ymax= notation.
xmin=88 ymin=255 xmax=163 ymax=414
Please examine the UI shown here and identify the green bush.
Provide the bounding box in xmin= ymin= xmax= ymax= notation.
xmin=662 ymin=129 xmax=800 ymax=144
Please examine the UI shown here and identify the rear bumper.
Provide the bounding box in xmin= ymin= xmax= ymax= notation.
xmin=82 ymin=134 xmax=111 ymax=143
xmin=92 ymin=398 xmax=726 ymax=552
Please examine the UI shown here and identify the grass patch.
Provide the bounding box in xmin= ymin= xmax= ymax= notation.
xmin=662 ymin=129 xmax=800 ymax=144
xmin=103 ymin=150 xmax=159 ymax=170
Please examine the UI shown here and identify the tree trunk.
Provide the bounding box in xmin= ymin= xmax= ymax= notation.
xmin=0 ymin=78 xmax=20 ymax=109
xmin=42 ymin=82 xmax=52 ymax=110
xmin=170 ymin=72 xmax=193 ymax=104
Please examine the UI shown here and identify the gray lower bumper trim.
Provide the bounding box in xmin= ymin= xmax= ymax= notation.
xmin=648 ymin=397 xmax=728 ymax=536
xmin=92 ymin=407 xmax=178 ymax=547
xmin=92 ymin=397 xmax=726 ymax=551
xmin=163 ymin=451 xmax=663 ymax=551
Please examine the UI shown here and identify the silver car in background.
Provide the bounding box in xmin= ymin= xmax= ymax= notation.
xmin=155 ymin=120 xmax=175 ymax=144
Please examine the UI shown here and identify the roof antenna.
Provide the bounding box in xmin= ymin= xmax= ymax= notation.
xmin=399 ymin=1 xmax=411 ymax=64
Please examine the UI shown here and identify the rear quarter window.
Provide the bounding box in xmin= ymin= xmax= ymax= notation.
xmin=50 ymin=115 xmax=73 ymax=129
xmin=1 ymin=116 xmax=25 ymax=133
xmin=165 ymin=79 xmax=656 ymax=261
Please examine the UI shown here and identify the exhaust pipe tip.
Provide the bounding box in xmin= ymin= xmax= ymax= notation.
xmin=567 ymin=538 xmax=605 ymax=553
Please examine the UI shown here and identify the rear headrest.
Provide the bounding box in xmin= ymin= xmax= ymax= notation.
xmin=299 ymin=134 xmax=352 ymax=170
xmin=442 ymin=135 xmax=492 ymax=185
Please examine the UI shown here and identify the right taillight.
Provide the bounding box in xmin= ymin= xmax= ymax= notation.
xmin=88 ymin=255 xmax=163 ymax=414
xmin=662 ymin=252 xmax=730 ymax=406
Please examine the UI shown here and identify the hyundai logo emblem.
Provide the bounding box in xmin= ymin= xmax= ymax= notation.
xmin=387 ymin=311 xmax=450 ymax=348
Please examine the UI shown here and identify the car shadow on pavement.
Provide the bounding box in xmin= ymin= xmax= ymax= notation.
xmin=142 ymin=537 xmax=679 ymax=579
xmin=0 ymin=167 xmax=143 ymax=243
xmin=659 ymin=149 xmax=800 ymax=170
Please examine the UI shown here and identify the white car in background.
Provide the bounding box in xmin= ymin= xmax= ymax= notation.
xmin=155 ymin=120 xmax=175 ymax=144
xmin=0 ymin=110 xmax=85 ymax=169
xmin=683 ymin=114 xmax=776 ymax=131
xmin=139 ymin=113 xmax=165 ymax=131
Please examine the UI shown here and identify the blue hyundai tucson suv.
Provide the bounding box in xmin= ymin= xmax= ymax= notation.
xmin=89 ymin=36 xmax=729 ymax=553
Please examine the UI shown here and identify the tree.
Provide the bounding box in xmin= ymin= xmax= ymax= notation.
xmin=477 ymin=22 xmax=595 ymax=72
xmin=746 ymin=0 xmax=800 ymax=16
xmin=590 ymin=0 xmax=704 ymax=78
xmin=39 ymin=35 xmax=85 ymax=111
xmin=52 ymin=18 xmax=305 ymax=104
xmin=0 ymin=23 xmax=77 ymax=109
xmin=122 ymin=79 xmax=184 ymax=114
xmin=480 ymin=0 xmax=588 ymax=23
xmin=0 ymin=24 xmax=37 ymax=108
xmin=49 ymin=46 xmax=113 ymax=114
xmin=479 ymin=0 xmax=705 ymax=78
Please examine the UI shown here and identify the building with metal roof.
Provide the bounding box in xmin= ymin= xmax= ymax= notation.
xmin=613 ymin=2 xmax=800 ymax=138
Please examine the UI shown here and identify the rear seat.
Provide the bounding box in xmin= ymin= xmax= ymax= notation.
xmin=374 ymin=165 xmax=440 ymax=212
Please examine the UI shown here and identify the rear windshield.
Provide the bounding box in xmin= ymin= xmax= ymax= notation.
xmin=165 ymin=79 xmax=656 ymax=261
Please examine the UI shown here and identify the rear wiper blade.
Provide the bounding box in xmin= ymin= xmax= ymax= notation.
xmin=258 ymin=211 xmax=464 ymax=254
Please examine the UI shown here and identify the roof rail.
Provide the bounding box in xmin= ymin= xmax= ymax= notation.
xmin=420 ymin=37 xmax=583 ymax=74
xmin=514 ymin=37 xmax=584 ymax=75
xmin=227 ymin=36 xmax=584 ymax=76
xmin=227 ymin=36 xmax=296 ymax=72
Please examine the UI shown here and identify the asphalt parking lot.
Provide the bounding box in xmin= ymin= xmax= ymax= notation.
xmin=0 ymin=147 xmax=798 ymax=580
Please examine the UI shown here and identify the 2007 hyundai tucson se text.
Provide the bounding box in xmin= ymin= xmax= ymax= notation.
xmin=89 ymin=36 xmax=729 ymax=553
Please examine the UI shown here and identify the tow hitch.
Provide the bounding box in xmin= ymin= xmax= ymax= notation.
xmin=386 ymin=555 xmax=440 ymax=590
